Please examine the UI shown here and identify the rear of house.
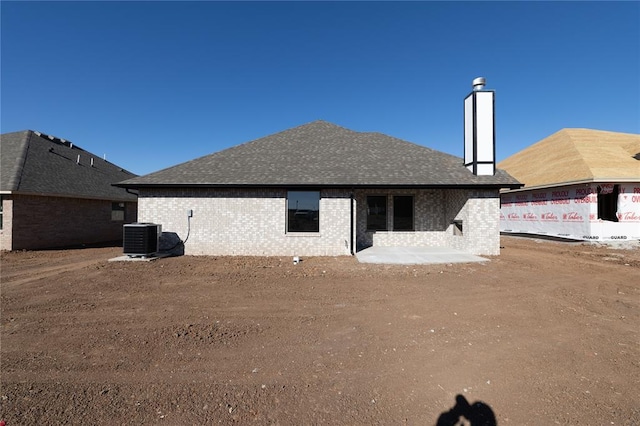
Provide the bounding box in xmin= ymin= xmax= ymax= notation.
xmin=117 ymin=79 xmax=520 ymax=257
xmin=117 ymin=119 xmax=520 ymax=257
xmin=135 ymin=186 xmax=502 ymax=256
xmin=1 ymin=130 xmax=138 ymax=250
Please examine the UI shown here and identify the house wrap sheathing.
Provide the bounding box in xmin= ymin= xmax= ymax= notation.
xmin=499 ymin=129 xmax=640 ymax=241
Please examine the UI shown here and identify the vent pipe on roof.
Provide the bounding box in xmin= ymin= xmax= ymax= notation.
xmin=91 ymin=158 xmax=94 ymax=167
xmin=472 ymin=77 xmax=486 ymax=91
xmin=463 ymin=77 xmax=495 ymax=176
xmin=77 ymin=154 xmax=81 ymax=165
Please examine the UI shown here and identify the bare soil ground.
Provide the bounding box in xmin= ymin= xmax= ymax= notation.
xmin=1 ymin=236 xmax=639 ymax=425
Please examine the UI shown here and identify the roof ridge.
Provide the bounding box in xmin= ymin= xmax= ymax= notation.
xmin=558 ymin=130 xmax=595 ymax=180
xmin=562 ymin=128 xmax=640 ymax=135
xmin=301 ymin=119 xmax=355 ymax=132
xmin=360 ymin=131 xmax=439 ymax=150
xmin=6 ymin=130 xmax=32 ymax=191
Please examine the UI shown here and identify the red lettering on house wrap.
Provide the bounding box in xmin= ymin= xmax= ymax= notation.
xmin=619 ymin=211 xmax=640 ymax=221
xmin=633 ymin=188 xmax=640 ymax=194
xmin=574 ymin=195 xmax=596 ymax=204
xmin=563 ymin=212 xmax=583 ymax=221
xmin=575 ymin=188 xmax=593 ymax=197
xmin=507 ymin=213 xmax=520 ymax=220
xmin=552 ymin=190 xmax=569 ymax=197
xmin=632 ymin=195 xmax=640 ymax=203
xmin=541 ymin=212 xmax=558 ymax=221
xmin=523 ymin=213 xmax=537 ymax=221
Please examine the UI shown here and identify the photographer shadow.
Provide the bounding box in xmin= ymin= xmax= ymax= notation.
xmin=436 ymin=394 xmax=496 ymax=426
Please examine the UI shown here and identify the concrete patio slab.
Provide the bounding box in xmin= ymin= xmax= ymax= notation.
xmin=108 ymin=253 xmax=172 ymax=262
xmin=355 ymin=246 xmax=489 ymax=265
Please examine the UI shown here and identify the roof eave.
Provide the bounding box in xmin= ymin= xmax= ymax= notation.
xmin=114 ymin=182 xmax=523 ymax=190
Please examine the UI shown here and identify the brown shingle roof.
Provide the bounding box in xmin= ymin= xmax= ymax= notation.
xmin=116 ymin=121 xmax=521 ymax=189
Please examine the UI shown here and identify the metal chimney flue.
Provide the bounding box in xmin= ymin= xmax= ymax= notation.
xmin=472 ymin=77 xmax=486 ymax=91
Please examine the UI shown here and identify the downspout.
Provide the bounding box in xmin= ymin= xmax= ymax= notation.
xmin=125 ymin=188 xmax=139 ymax=224
xmin=350 ymin=190 xmax=355 ymax=255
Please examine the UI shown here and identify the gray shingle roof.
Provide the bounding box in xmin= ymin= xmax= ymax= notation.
xmin=116 ymin=121 xmax=521 ymax=189
xmin=1 ymin=130 xmax=137 ymax=201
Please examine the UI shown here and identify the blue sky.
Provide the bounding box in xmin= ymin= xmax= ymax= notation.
xmin=2 ymin=1 xmax=639 ymax=176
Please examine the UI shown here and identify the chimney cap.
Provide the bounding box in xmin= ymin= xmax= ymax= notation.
xmin=472 ymin=77 xmax=486 ymax=91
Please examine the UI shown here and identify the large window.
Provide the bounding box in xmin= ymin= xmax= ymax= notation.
xmin=393 ymin=196 xmax=414 ymax=231
xmin=367 ymin=196 xmax=387 ymax=231
xmin=287 ymin=191 xmax=320 ymax=232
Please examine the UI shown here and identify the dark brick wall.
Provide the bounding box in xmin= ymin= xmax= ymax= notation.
xmin=7 ymin=194 xmax=137 ymax=250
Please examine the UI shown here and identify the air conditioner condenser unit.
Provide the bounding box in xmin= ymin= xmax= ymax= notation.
xmin=123 ymin=223 xmax=162 ymax=257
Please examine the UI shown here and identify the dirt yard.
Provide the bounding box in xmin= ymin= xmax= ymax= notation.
xmin=1 ymin=236 xmax=639 ymax=425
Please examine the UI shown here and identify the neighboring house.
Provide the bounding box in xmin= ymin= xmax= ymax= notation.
xmin=115 ymin=118 xmax=521 ymax=256
xmin=0 ymin=130 xmax=138 ymax=250
xmin=499 ymin=129 xmax=640 ymax=241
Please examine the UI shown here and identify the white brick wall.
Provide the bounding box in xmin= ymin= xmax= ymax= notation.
xmin=0 ymin=196 xmax=13 ymax=251
xmin=139 ymin=188 xmax=352 ymax=256
xmin=355 ymin=189 xmax=448 ymax=249
xmin=446 ymin=189 xmax=501 ymax=255
xmin=355 ymin=188 xmax=500 ymax=255
xmin=138 ymin=187 xmax=500 ymax=256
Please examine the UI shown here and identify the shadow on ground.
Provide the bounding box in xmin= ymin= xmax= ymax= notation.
xmin=436 ymin=394 xmax=496 ymax=426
